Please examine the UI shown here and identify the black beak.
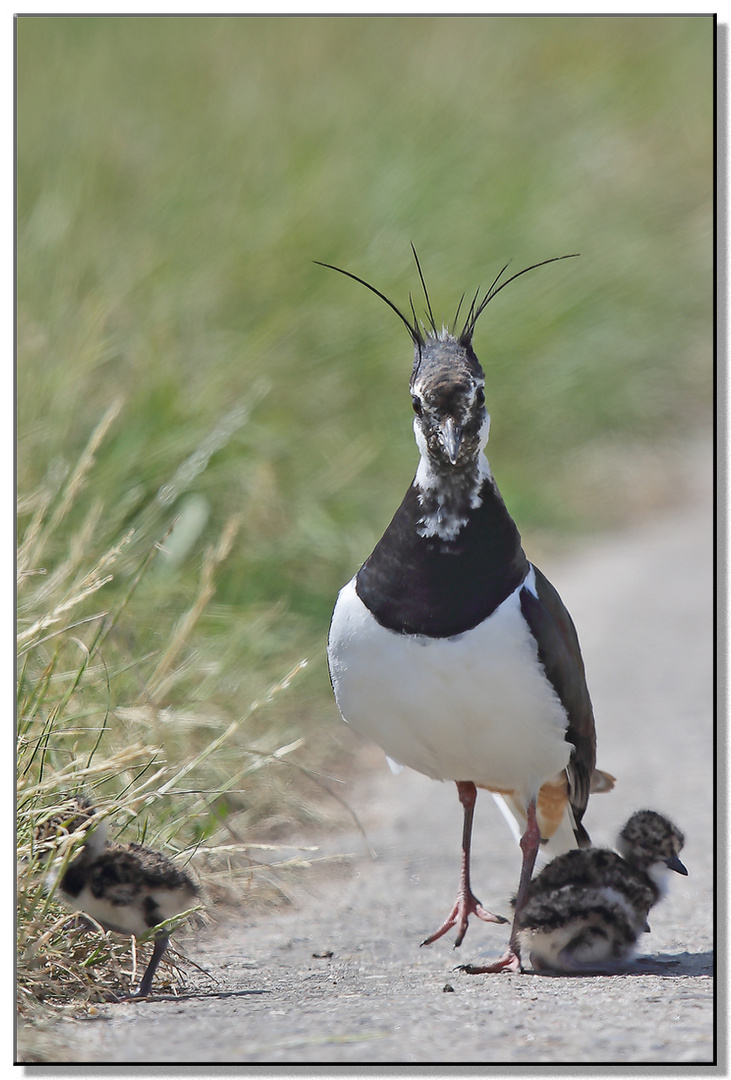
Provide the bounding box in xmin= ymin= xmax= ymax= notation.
xmin=438 ymin=417 xmax=462 ymax=465
xmin=665 ymin=853 xmax=688 ymax=876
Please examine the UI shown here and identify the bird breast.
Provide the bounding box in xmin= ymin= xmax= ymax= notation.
xmin=328 ymin=573 xmax=571 ymax=798
xmin=65 ymin=882 xmax=197 ymax=937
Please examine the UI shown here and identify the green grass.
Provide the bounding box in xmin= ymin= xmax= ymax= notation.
xmin=17 ymin=15 xmax=712 ymax=1026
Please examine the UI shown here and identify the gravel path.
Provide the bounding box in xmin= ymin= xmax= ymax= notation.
xmin=49 ymin=444 xmax=714 ymax=1065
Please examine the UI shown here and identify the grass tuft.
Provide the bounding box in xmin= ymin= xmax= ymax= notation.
xmin=17 ymin=406 xmax=322 ymax=1015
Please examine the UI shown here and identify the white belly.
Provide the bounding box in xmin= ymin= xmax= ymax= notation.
xmin=327 ymin=574 xmax=571 ymax=800
xmin=65 ymin=885 xmax=196 ymax=937
xmin=67 ymin=888 xmax=151 ymax=936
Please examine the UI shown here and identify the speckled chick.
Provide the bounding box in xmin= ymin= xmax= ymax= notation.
xmin=44 ymin=798 xmax=199 ymax=997
xmin=515 ymin=809 xmax=687 ymax=973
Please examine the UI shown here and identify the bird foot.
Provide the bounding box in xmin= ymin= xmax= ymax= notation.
xmin=103 ymin=988 xmax=150 ymax=1003
xmin=420 ymin=893 xmax=508 ymax=948
xmin=457 ymin=948 xmax=523 ymax=975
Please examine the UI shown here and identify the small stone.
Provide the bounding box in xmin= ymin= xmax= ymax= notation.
xmin=442 ymin=983 xmax=455 ymax=993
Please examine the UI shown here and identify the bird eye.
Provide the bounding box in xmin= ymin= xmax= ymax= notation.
xmin=475 ymin=386 xmax=485 ymax=407
xmin=411 ymin=395 xmax=423 ymax=416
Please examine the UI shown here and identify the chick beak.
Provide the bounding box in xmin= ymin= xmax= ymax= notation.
xmin=665 ymin=854 xmax=688 ymax=876
xmin=439 ymin=417 xmax=462 ymax=465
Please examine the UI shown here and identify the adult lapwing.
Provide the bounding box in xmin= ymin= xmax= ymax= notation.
xmin=42 ymin=797 xmax=199 ymax=998
xmin=511 ymin=809 xmax=687 ymax=973
xmin=323 ymin=249 xmax=614 ymax=972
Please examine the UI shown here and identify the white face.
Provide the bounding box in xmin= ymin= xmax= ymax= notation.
xmin=410 ymin=374 xmax=490 ymax=469
xmin=413 ymin=409 xmax=490 ymax=462
xmin=411 ymin=374 xmax=493 ymax=540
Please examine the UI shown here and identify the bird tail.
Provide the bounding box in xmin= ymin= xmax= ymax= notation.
xmin=591 ymin=769 xmax=616 ymax=794
xmin=492 ymin=766 xmax=616 ymax=861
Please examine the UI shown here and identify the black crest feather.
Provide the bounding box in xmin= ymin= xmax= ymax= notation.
xmin=314 ymin=260 xmax=424 ymax=348
xmin=315 ymin=250 xmax=579 ymax=353
xmin=458 ymin=253 xmax=580 ymax=345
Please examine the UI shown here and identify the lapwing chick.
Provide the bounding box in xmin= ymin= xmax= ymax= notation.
xmin=514 ymin=809 xmax=687 ymax=974
xmin=324 ymin=250 xmax=614 ymax=972
xmin=34 ymin=794 xmax=97 ymax=848
xmin=45 ymin=800 xmax=199 ymax=999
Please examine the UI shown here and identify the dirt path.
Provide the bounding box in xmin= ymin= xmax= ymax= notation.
xmin=47 ymin=443 xmax=714 ymax=1065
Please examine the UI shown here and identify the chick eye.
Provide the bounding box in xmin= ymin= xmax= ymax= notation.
xmin=475 ymin=386 xmax=485 ymax=407
xmin=411 ymin=395 xmax=423 ymax=416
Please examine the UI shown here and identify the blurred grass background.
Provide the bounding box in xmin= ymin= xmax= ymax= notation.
xmin=16 ymin=14 xmax=712 ymax=1019
xmin=18 ymin=15 xmax=713 ymax=596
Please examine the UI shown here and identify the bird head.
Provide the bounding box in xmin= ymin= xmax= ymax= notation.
xmin=617 ymin=809 xmax=688 ymax=891
xmin=409 ymin=333 xmax=488 ymax=471
xmin=316 ymin=246 xmax=577 ymax=474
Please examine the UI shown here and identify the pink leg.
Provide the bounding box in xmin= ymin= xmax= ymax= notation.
xmin=459 ymin=798 xmax=541 ymax=974
xmin=421 ymin=781 xmax=507 ymax=949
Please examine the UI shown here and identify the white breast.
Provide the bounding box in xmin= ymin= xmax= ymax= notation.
xmin=327 ymin=573 xmax=570 ymax=800
xmin=65 ymin=885 xmax=196 ymax=937
xmin=67 ymin=887 xmax=151 ymax=937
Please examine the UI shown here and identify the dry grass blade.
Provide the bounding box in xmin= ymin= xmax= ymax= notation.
xmin=145 ymin=515 xmax=241 ymax=700
xmin=18 ymin=397 xmax=123 ymax=582
xmin=156 ymin=661 xmax=308 ymax=797
xmin=17 ymin=394 xmax=340 ymax=1033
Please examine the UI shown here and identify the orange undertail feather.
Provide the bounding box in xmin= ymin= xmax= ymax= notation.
xmin=482 ymin=767 xmax=616 ymax=856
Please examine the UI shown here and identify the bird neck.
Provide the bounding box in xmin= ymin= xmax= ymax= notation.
xmin=645 ymin=861 xmax=673 ymax=897
xmin=83 ymin=819 xmax=108 ymax=858
xmin=414 ymin=450 xmax=493 ymax=542
xmin=355 ymin=454 xmax=528 ymax=637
